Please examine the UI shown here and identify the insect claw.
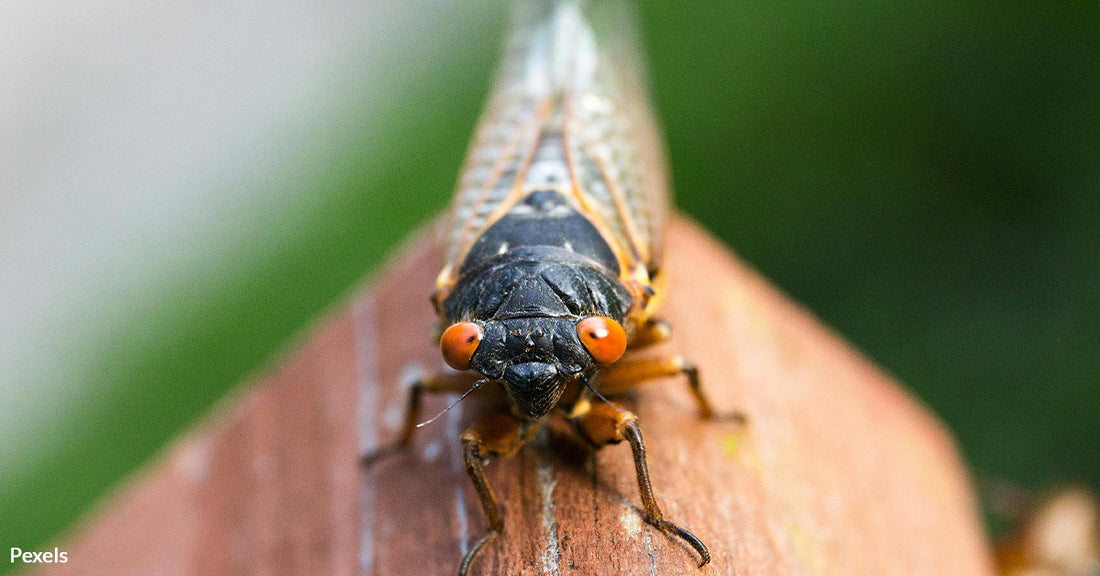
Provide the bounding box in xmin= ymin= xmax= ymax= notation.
xmin=458 ymin=530 xmax=499 ymax=576
xmin=656 ymin=518 xmax=711 ymax=567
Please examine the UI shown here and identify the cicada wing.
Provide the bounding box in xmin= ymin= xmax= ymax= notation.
xmin=562 ymin=0 xmax=669 ymax=278
xmin=437 ymin=6 xmax=551 ymax=292
xmin=438 ymin=0 xmax=669 ymax=294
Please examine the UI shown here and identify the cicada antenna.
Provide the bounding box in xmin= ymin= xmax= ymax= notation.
xmin=579 ymin=373 xmax=626 ymax=414
xmin=416 ymin=379 xmax=487 ymax=429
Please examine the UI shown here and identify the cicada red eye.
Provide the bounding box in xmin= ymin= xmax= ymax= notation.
xmin=440 ymin=322 xmax=484 ymax=371
xmin=577 ymin=316 xmax=627 ymax=365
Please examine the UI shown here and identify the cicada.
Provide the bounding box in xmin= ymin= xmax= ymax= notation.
xmin=381 ymin=1 xmax=730 ymax=573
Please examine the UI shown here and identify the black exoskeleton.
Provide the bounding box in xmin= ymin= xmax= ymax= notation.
xmin=441 ymin=190 xmax=633 ymax=419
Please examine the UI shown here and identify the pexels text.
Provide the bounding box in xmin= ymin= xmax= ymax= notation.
xmin=10 ymin=547 xmax=68 ymax=564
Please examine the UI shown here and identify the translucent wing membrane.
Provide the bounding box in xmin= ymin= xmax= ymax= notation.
xmin=439 ymin=0 xmax=669 ymax=291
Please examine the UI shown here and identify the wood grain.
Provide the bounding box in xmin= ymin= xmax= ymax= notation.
xmin=37 ymin=217 xmax=995 ymax=576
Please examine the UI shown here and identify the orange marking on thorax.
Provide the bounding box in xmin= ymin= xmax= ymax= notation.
xmin=560 ymin=93 xmax=636 ymax=281
xmin=584 ymin=132 xmax=649 ymax=266
xmin=477 ymin=97 xmax=558 ymax=233
xmin=443 ymin=97 xmax=548 ymax=290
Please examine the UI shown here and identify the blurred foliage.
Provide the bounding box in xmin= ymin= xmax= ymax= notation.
xmin=3 ymin=0 xmax=1097 ymax=563
xmin=0 ymin=1 xmax=506 ymax=561
xmin=635 ymin=0 xmax=1100 ymax=494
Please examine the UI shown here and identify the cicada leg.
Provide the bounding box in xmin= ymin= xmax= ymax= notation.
xmin=572 ymin=402 xmax=710 ymax=567
xmin=458 ymin=412 xmax=536 ymax=576
xmin=627 ymin=317 xmax=673 ymax=350
xmin=361 ymin=370 xmax=483 ymax=465
xmin=595 ymin=355 xmax=742 ymax=422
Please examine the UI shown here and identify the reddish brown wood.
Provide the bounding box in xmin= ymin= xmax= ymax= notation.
xmin=38 ymin=217 xmax=995 ymax=576
xmin=33 ymin=313 xmax=362 ymax=576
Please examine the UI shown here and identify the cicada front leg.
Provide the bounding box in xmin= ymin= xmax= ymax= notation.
xmin=627 ymin=317 xmax=673 ymax=350
xmin=458 ymin=412 xmax=536 ymax=576
xmin=595 ymin=354 xmax=742 ymax=422
xmin=361 ymin=370 xmax=483 ymax=465
xmin=572 ymin=402 xmax=710 ymax=567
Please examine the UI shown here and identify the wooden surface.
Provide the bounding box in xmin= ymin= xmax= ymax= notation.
xmin=38 ymin=218 xmax=995 ymax=576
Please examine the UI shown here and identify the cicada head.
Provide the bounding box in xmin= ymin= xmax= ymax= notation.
xmin=440 ymin=314 xmax=627 ymax=419
xmin=439 ymin=248 xmax=634 ymax=419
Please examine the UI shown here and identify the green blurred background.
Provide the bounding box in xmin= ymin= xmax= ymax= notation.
xmin=2 ymin=0 xmax=1096 ymax=563
xmin=635 ymin=0 xmax=1100 ymax=495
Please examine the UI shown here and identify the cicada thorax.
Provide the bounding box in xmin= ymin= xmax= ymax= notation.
xmin=432 ymin=109 xmax=660 ymax=324
xmin=438 ymin=188 xmax=637 ymax=419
